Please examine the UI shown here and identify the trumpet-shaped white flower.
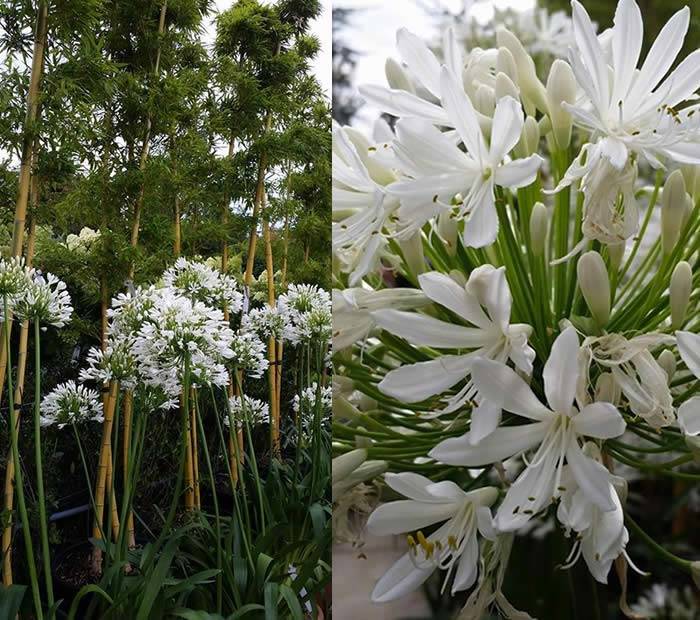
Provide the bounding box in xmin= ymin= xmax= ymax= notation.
xmin=675 ymin=331 xmax=700 ymax=436
xmin=332 ymin=287 xmax=428 ymax=351
xmin=278 ymin=283 xmax=330 ymax=315
xmin=373 ymin=266 xmax=534 ymax=426
xmin=557 ymin=443 xmax=630 ymax=583
xmin=0 ymin=257 xmax=33 ymax=300
xmin=40 ymin=381 xmax=102 ymax=428
xmin=389 ymin=70 xmax=542 ymax=248
xmin=242 ymin=306 xmax=291 ymax=342
xmin=14 ymin=272 xmax=73 ymax=328
xmin=367 ymin=472 xmax=498 ymax=601
xmin=225 ymin=395 xmax=269 ymax=429
xmin=230 ymin=330 xmax=269 ymax=379
xmin=292 ymin=382 xmax=332 ymax=421
xmin=579 ymin=333 xmax=676 ymax=429
xmin=431 ymin=327 xmax=626 ymax=531
xmin=79 ymin=341 xmax=139 ymax=389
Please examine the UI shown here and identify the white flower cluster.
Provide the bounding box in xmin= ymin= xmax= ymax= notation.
xmin=40 ymin=381 xmax=102 ymax=428
xmin=163 ymin=257 xmax=243 ymax=315
xmin=278 ymin=284 xmax=332 ymax=346
xmin=224 ymin=395 xmax=270 ymax=429
xmin=332 ymin=0 xmax=700 ymax=614
xmin=66 ymin=227 xmax=101 ymax=254
xmin=292 ymin=382 xmax=332 ymax=425
xmin=243 ymin=305 xmax=291 ymax=342
xmin=0 ymin=258 xmax=73 ymax=327
xmin=230 ymin=330 xmax=269 ymax=378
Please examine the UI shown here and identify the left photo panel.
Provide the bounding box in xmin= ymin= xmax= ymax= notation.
xmin=0 ymin=0 xmax=332 ymax=618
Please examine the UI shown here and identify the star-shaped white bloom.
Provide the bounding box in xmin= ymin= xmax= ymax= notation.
xmin=431 ymin=327 xmax=626 ymax=531
xmin=367 ymin=472 xmax=498 ymax=602
xmin=373 ymin=266 xmax=534 ymax=425
xmin=388 ymin=69 xmax=542 ymax=248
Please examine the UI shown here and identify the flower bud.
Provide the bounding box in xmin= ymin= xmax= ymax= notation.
xmin=516 ymin=115 xmax=540 ymax=158
xmin=681 ymin=164 xmax=700 ymax=202
xmin=657 ymin=349 xmax=677 ymax=384
xmin=595 ymin=372 xmax=620 ymax=405
xmin=546 ymin=59 xmax=577 ymax=150
xmin=496 ymin=27 xmax=548 ymax=113
xmin=495 ymin=72 xmax=519 ymax=100
xmin=670 ymin=261 xmax=693 ymax=329
xmin=437 ymin=211 xmax=458 ymax=255
xmin=529 ymin=202 xmax=548 ymax=256
xmin=496 ymin=46 xmax=518 ymax=83
xmin=474 ymin=84 xmax=495 ymax=116
xmin=577 ymin=251 xmax=610 ymax=327
xmin=607 ymin=242 xmax=625 ymax=272
xmin=661 ymin=170 xmax=687 ymax=254
xmin=399 ymin=231 xmax=425 ymax=277
xmin=385 ymin=57 xmax=414 ymax=92
xmin=332 ymin=449 xmax=367 ymax=486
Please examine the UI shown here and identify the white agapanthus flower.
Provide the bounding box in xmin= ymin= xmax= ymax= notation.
xmin=556 ymin=442 xmax=631 ymax=583
xmin=242 ymin=305 xmax=291 ymax=342
xmin=277 ymin=283 xmax=330 ymax=315
xmin=79 ymin=341 xmax=139 ymax=389
xmin=675 ymin=331 xmax=700 ymax=436
xmin=0 ymin=257 xmax=33 ymax=304
xmin=432 ymin=327 xmax=626 ymax=531
xmin=40 ymin=381 xmax=102 ymax=428
xmin=551 ymin=0 xmax=700 ymax=252
xmin=373 ymin=266 xmax=534 ymax=422
xmin=332 ymin=286 xmax=428 ymax=351
xmin=388 ymin=73 xmax=542 ymax=248
xmin=163 ymin=257 xmax=243 ymax=314
xmin=518 ymin=8 xmax=573 ymax=57
xmin=579 ymin=333 xmax=676 ymax=429
xmin=132 ymin=288 xmax=234 ymax=396
xmin=279 ymin=283 xmax=333 ymax=347
xmin=225 ymin=395 xmax=270 ymax=429
xmin=230 ymin=330 xmax=269 ymax=378
xmin=367 ymin=473 xmax=498 ymax=601
xmin=293 ymin=382 xmax=332 ymax=422
xmin=13 ymin=272 xmax=73 ymax=328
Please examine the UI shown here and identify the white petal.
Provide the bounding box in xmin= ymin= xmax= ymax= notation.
xmin=677 ymin=330 xmax=700 ymax=379
xmin=384 ymin=471 xmax=434 ymax=501
xmin=462 ymin=181 xmax=498 ymax=249
xmin=451 ymin=532 xmax=479 ymax=593
xmin=543 ymin=326 xmax=580 ymax=414
xmin=417 ymin=271 xmax=491 ymax=329
xmin=367 ymin=500 xmax=458 ymax=536
xmin=372 ymin=310 xmax=492 ymax=348
xmin=662 ymin=49 xmax=700 ymax=108
xmin=469 ymin=399 xmax=502 ymax=445
xmin=610 ymin=0 xmax=643 ymax=107
xmin=359 ymin=84 xmax=449 ymax=125
xmin=472 ymin=357 xmax=552 ymax=421
xmin=678 ymin=396 xmax=700 ymax=436
xmin=397 ymin=28 xmax=442 ymax=97
xmin=566 ymin=440 xmax=616 ymax=512
xmin=378 ymin=354 xmax=474 ymax=403
xmin=394 ymin=118 xmax=471 ymax=173
xmin=495 ymin=154 xmax=543 ymax=188
xmin=489 ymin=96 xmax=524 ymax=162
xmin=430 ymin=421 xmax=549 ymax=467
xmin=573 ymin=402 xmax=626 ymax=439
xmin=571 ymin=0 xmax=610 ymax=115
xmin=371 ymin=551 xmax=435 ymax=603
xmin=439 ymin=66 xmax=488 ymax=161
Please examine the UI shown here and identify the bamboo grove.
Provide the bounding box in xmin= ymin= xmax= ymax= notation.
xmin=0 ymin=0 xmax=332 ymax=617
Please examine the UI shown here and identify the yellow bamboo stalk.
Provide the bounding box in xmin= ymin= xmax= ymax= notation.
xmin=263 ymin=213 xmax=280 ymax=455
xmin=183 ymin=390 xmax=195 ymax=511
xmin=90 ymin=380 xmax=119 ymax=575
xmin=190 ymin=388 xmax=200 ymax=510
xmin=105 ymin=448 xmax=120 ymax=541
xmin=122 ymin=391 xmax=136 ymax=549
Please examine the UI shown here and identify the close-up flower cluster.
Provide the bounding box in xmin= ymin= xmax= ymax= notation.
xmin=332 ymin=0 xmax=700 ymax=617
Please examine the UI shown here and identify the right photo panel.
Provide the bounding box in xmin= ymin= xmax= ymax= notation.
xmin=332 ymin=0 xmax=700 ymax=618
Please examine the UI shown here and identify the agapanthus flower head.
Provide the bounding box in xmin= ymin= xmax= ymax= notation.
xmin=230 ymin=330 xmax=269 ymax=378
xmin=278 ymin=283 xmax=331 ymax=315
xmin=225 ymin=395 xmax=269 ymax=429
xmin=132 ymin=287 xmax=234 ymax=396
xmin=14 ymin=272 xmax=73 ymax=327
xmin=288 ymin=305 xmax=332 ymax=347
xmin=79 ymin=340 xmax=139 ymax=389
xmin=292 ymin=382 xmax=332 ymax=430
xmin=40 ymin=380 xmax=102 ymax=428
xmin=0 ymin=256 xmax=33 ymax=300
xmin=242 ymin=305 xmax=290 ymax=342
xmin=162 ymin=257 xmax=243 ymax=314
xmin=108 ymin=285 xmax=159 ymax=341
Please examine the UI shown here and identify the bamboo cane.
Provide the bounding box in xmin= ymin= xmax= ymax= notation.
xmin=1 ymin=216 xmax=37 ymax=585
xmin=0 ymin=1 xmax=48 ymax=405
xmin=190 ymin=387 xmax=200 ymax=509
xmin=128 ymin=0 xmax=168 ymax=280
xmin=262 ymin=211 xmax=280 ymax=455
xmin=122 ymin=391 xmax=136 ymax=548
xmin=182 ymin=390 xmax=195 ymax=511
xmin=105 ymin=448 xmax=120 ymax=541
xmin=90 ymin=380 xmax=119 ymax=575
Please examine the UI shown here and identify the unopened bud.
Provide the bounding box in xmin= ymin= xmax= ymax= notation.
xmin=496 ymin=46 xmax=518 ymax=83
xmin=681 ymin=164 xmax=700 ymax=202
xmin=529 ymin=202 xmax=548 ymax=256
xmin=670 ymin=261 xmax=693 ymax=329
xmin=516 ymin=116 xmax=540 ymax=158
xmin=546 ymin=59 xmax=577 ymax=150
xmin=658 ymin=350 xmax=677 ymax=383
xmin=332 ymin=449 xmax=367 ymax=486
xmin=661 ymin=170 xmax=688 ymax=254
xmin=496 ymin=27 xmax=548 ymax=113
xmin=607 ymin=242 xmax=625 ymax=272
xmin=495 ymin=72 xmax=519 ymax=100
xmin=474 ymin=84 xmax=495 ymax=116
xmin=399 ymin=231 xmax=425 ymax=277
xmin=595 ymin=372 xmax=620 ymax=405
xmin=385 ymin=58 xmax=414 ymax=93
xmin=577 ymin=251 xmax=610 ymax=327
